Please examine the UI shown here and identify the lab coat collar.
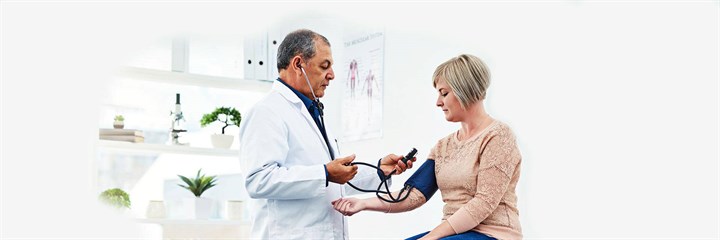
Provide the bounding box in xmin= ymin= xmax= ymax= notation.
xmin=272 ymin=80 xmax=333 ymax=160
xmin=273 ymin=79 xmax=303 ymax=105
xmin=276 ymin=78 xmax=315 ymax=111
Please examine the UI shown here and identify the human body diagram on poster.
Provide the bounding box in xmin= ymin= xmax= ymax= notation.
xmin=341 ymin=31 xmax=384 ymax=141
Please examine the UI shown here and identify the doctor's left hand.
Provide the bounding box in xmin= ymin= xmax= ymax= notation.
xmin=380 ymin=154 xmax=415 ymax=176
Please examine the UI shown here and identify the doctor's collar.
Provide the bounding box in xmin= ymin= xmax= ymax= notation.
xmin=277 ymin=78 xmax=315 ymax=110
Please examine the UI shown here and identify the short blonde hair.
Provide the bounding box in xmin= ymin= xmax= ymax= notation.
xmin=432 ymin=54 xmax=491 ymax=109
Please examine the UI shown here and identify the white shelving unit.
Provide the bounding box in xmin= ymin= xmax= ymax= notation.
xmin=135 ymin=218 xmax=249 ymax=226
xmin=135 ymin=218 xmax=250 ymax=239
xmin=99 ymin=66 xmax=268 ymax=158
xmin=100 ymin=43 xmax=268 ymax=238
xmin=116 ymin=66 xmax=273 ymax=92
xmin=97 ymin=140 xmax=239 ymax=157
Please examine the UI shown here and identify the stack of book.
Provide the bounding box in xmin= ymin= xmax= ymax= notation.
xmin=99 ymin=128 xmax=144 ymax=143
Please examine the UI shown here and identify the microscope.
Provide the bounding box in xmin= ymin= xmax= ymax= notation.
xmin=169 ymin=93 xmax=187 ymax=145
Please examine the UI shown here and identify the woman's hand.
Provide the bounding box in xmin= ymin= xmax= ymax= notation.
xmin=379 ymin=154 xmax=416 ymax=175
xmin=332 ymin=198 xmax=365 ymax=216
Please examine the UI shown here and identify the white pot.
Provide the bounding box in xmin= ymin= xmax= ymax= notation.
xmin=225 ymin=200 xmax=244 ymax=220
xmin=145 ymin=200 xmax=166 ymax=219
xmin=193 ymin=197 xmax=214 ymax=219
xmin=210 ymin=134 xmax=234 ymax=148
xmin=113 ymin=121 xmax=124 ymax=129
xmin=167 ymin=197 xmax=217 ymax=219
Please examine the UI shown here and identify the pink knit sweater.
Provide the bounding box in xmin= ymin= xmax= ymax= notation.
xmin=389 ymin=120 xmax=522 ymax=239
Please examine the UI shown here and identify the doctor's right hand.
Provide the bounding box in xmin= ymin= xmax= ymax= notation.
xmin=326 ymin=154 xmax=358 ymax=184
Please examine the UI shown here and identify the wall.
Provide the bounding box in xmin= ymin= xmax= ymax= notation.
xmin=319 ymin=2 xmax=720 ymax=239
xmin=2 ymin=2 xmax=717 ymax=239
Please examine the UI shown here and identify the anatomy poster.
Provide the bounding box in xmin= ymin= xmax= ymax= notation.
xmin=340 ymin=31 xmax=384 ymax=141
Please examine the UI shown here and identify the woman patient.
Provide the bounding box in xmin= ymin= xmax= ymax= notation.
xmin=332 ymin=54 xmax=523 ymax=240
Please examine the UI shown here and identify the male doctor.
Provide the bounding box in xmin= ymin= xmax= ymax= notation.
xmin=239 ymin=29 xmax=415 ymax=239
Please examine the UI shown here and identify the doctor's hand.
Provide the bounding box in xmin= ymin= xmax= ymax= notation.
xmin=331 ymin=198 xmax=365 ymax=216
xmin=380 ymin=154 xmax=416 ymax=176
xmin=326 ymin=155 xmax=358 ymax=184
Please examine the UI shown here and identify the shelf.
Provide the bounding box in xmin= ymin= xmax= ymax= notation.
xmin=135 ymin=218 xmax=249 ymax=226
xmin=135 ymin=218 xmax=251 ymax=239
xmin=97 ymin=140 xmax=239 ymax=157
xmin=115 ymin=66 xmax=273 ymax=92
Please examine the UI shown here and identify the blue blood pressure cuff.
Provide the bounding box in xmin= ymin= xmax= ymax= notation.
xmin=404 ymin=160 xmax=438 ymax=200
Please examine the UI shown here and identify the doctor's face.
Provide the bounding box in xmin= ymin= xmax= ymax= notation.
xmin=435 ymin=79 xmax=463 ymax=122
xmin=302 ymin=41 xmax=335 ymax=98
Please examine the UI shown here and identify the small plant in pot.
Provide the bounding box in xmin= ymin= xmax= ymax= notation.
xmin=98 ymin=188 xmax=131 ymax=211
xmin=200 ymin=107 xmax=241 ymax=148
xmin=178 ymin=169 xmax=218 ymax=219
xmin=113 ymin=115 xmax=125 ymax=129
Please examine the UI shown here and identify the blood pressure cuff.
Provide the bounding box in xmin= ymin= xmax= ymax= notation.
xmin=404 ymin=160 xmax=438 ymax=200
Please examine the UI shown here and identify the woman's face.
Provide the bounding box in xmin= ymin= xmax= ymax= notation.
xmin=435 ymin=79 xmax=463 ymax=122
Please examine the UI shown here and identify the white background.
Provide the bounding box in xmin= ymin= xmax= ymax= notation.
xmin=2 ymin=1 xmax=718 ymax=239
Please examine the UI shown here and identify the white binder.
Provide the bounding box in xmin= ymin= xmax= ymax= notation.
xmin=253 ymin=32 xmax=269 ymax=80
xmin=267 ymin=27 xmax=286 ymax=81
xmin=243 ymin=35 xmax=256 ymax=80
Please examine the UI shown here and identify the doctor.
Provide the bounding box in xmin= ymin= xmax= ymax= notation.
xmin=239 ymin=29 xmax=415 ymax=239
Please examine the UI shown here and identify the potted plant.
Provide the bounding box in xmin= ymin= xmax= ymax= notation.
xmin=177 ymin=169 xmax=218 ymax=219
xmin=98 ymin=188 xmax=131 ymax=211
xmin=113 ymin=115 xmax=125 ymax=129
xmin=200 ymin=107 xmax=241 ymax=148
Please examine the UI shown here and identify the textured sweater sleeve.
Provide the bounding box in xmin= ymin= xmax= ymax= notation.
xmin=446 ymin=130 xmax=521 ymax=234
xmin=379 ymin=188 xmax=427 ymax=213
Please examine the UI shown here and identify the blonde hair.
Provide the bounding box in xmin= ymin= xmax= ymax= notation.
xmin=432 ymin=54 xmax=491 ymax=109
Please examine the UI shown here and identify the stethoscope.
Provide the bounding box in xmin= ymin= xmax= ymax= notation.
xmin=299 ymin=63 xmax=415 ymax=203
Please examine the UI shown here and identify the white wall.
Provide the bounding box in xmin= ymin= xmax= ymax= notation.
xmin=322 ymin=2 xmax=720 ymax=239
xmin=2 ymin=2 xmax=717 ymax=239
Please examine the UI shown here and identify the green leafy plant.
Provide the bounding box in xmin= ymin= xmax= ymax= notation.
xmin=114 ymin=115 xmax=124 ymax=121
xmin=98 ymin=188 xmax=131 ymax=209
xmin=178 ymin=169 xmax=218 ymax=197
xmin=200 ymin=107 xmax=241 ymax=134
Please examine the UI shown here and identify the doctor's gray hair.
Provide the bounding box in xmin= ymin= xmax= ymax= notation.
xmin=432 ymin=54 xmax=491 ymax=109
xmin=277 ymin=29 xmax=331 ymax=71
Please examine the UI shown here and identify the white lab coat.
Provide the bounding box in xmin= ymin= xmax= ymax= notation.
xmin=239 ymin=81 xmax=388 ymax=240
